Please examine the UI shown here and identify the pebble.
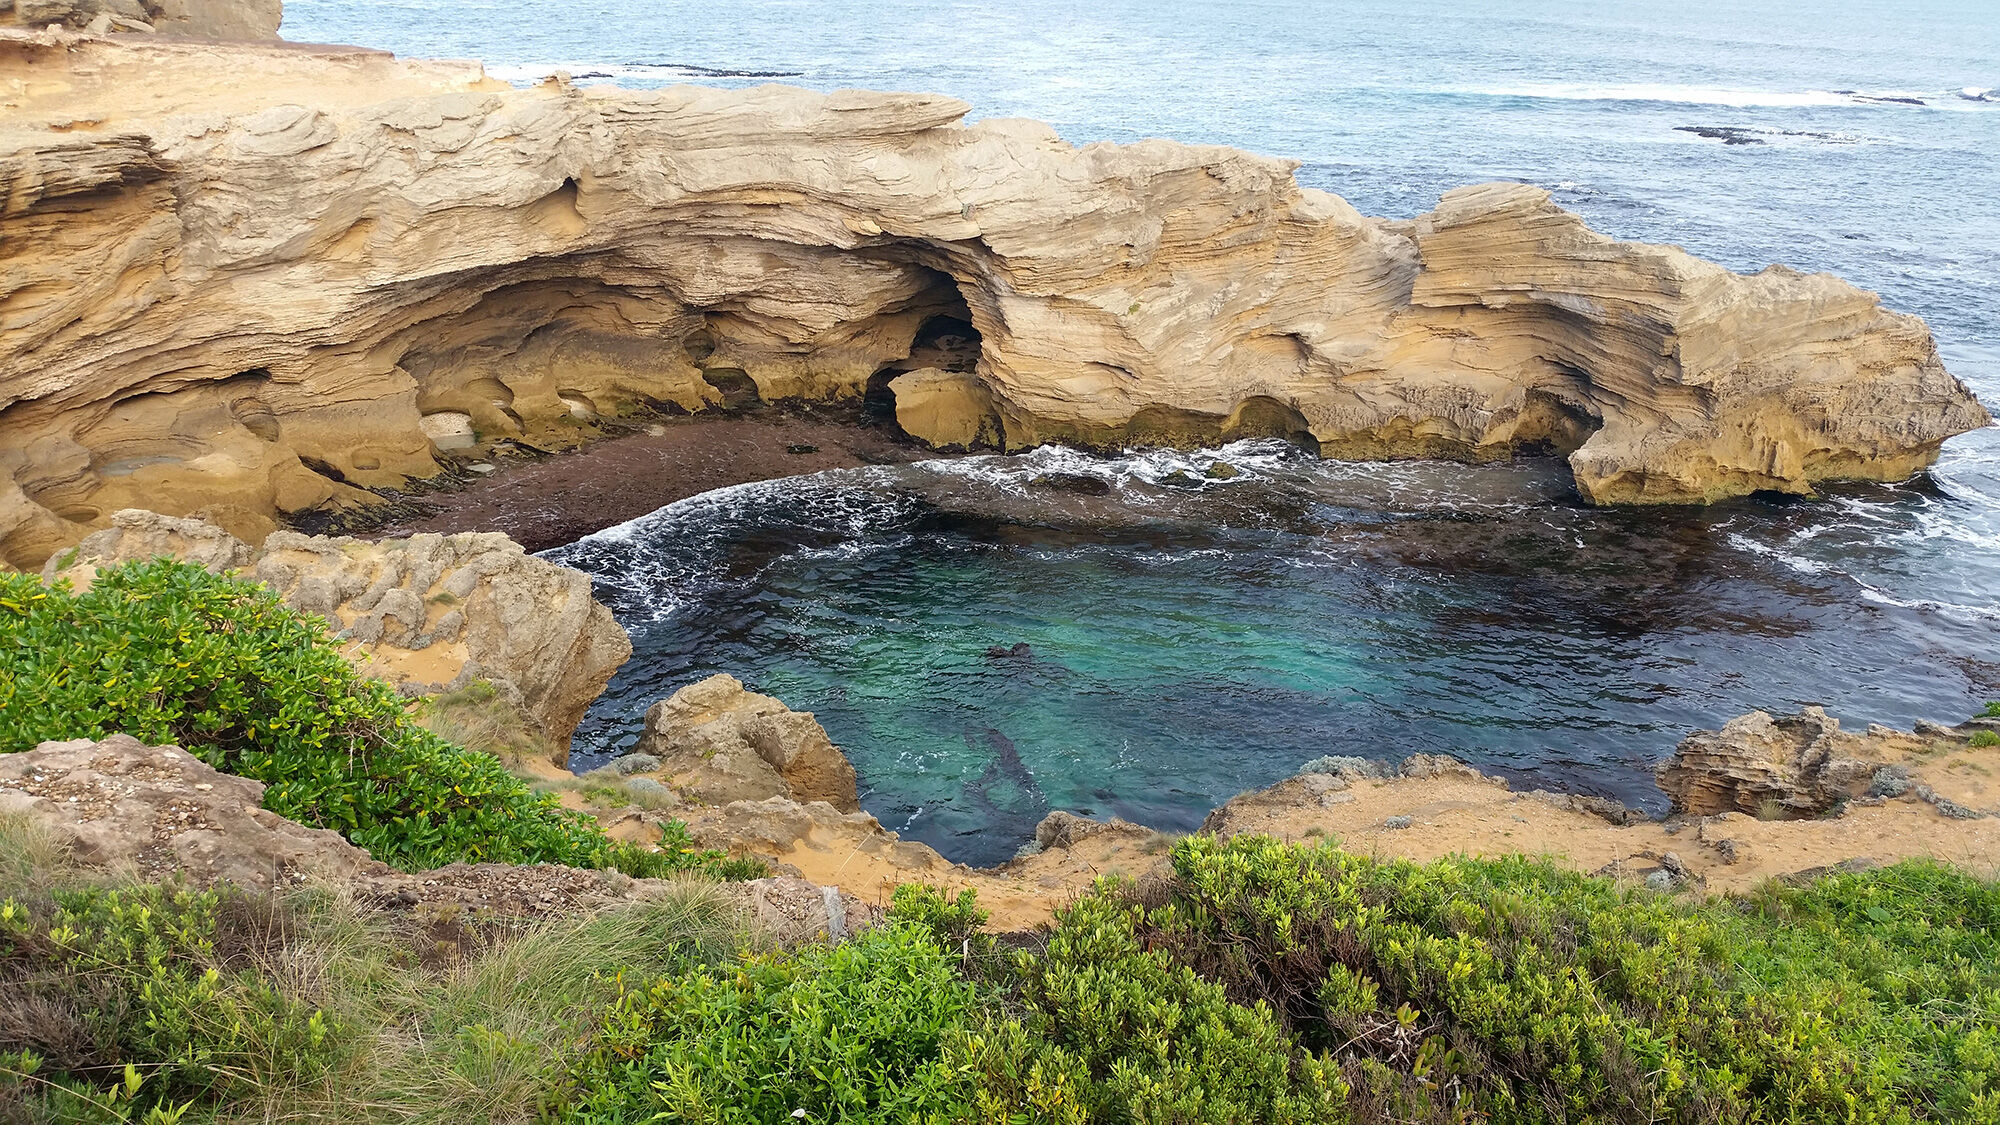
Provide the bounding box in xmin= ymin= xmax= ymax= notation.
xmin=1383 ymin=815 xmax=1413 ymax=830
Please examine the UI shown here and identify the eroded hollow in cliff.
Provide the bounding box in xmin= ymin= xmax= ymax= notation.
xmin=864 ymin=272 xmax=983 ymax=425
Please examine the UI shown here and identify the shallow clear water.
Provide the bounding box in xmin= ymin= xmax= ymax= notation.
xmin=287 ymin=0 xmax=2000 ymax=865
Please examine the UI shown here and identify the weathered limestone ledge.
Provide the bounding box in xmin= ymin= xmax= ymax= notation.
xmin=0 ymin=30 xmax=1986 ymax=569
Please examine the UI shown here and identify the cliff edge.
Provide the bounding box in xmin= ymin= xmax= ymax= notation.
xmin=0 ymin=31 xmax=1986 ymax=569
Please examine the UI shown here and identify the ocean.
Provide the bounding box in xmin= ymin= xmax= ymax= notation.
xmin=286 ymin=0 xmax=2000 ymax=864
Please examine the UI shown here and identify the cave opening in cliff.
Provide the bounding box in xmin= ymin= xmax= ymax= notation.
xmin=863 ymin=267 xmax=982 ymax=424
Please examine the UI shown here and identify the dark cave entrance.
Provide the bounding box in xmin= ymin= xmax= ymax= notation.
xmin=863 ymin=268 xmax=983 ymax=424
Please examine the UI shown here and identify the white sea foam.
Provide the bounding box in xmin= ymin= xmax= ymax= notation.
xmin=483 ymin=60 xmax=802 ymax=86
xmin=1441 ymin=82 xmax=1991 ymax=110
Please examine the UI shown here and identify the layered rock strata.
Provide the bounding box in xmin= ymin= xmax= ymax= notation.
xmin=43 ymin=509 xmax=629 ymax=764
xmin=1 ymin=30 xmax=1986 ymax=569
xmin=2 ymin=0 xmax=278 ymax=39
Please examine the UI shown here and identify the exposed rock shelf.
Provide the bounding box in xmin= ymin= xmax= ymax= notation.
xmin=0 ymin=30 xmax=1986 ymax=569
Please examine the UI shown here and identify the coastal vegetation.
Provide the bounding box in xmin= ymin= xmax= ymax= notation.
xmin=5 ymin=815 xmax=1995 ymax=1123
xmin=0 ymin=560 xmax=733 ymax=879
xmin=5 ymin=564 xmax=1997 ymax=1122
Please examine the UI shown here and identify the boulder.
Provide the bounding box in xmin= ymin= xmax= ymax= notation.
xmin=633 ymin=674 xmax=859 ymax=811
xmin=888 ymin=367 xmax=1002 ymax=450
xmin=44 ymin=510 xmax=630 ymax=767
xmin=1657 ymin=707 xmax=1887 ymax=818
xmin=0 ymin=734 xmax=388 ymax=889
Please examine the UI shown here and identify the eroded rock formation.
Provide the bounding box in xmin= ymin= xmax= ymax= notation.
xmin=43 ymin=510 xmax=630 ymax=763
xmin=2 ymin=0 xmax=278 ymax=39
xmin=0 ymin=32 xmax=1987 ymax=569
xmin=631 ymin=673 xmax=860 ymax=811
xmin=1 ymin=733 xmax=878 ymax=932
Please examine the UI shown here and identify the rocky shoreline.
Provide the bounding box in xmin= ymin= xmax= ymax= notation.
xmin=2 ymin=28 xmax=1989 ymax=572
xmin=16 ymin=509 xmax=1999 ymax=930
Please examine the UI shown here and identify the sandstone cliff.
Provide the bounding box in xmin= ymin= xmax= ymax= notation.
xmin=0 ymin=31 xmax=1986 ymax=569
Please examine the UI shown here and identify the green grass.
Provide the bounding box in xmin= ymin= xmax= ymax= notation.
xmin=0 ymin=814 xmax=743 ymax=1125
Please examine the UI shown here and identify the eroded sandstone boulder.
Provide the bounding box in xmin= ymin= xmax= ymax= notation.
xmin=0 ymin=32 xmax=1983 ymax=569
xmin=889 ymin=367 xmax=1003 ymax=450
xmin=632 ymin=674 xmax=859 ymax=811
xmin=1657 ymin=707 xmax=1895 ymax=818
xmin=0 ymin=734 xmax=388 ymax=889
xmin=43 ymin=510 xmax=630 ymax=765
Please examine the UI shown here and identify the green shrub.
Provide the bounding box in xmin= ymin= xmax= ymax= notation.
xmin=561 ymin=922 xmax=980 ymax=1123
xmin=0 ymin=560 xmax=618 ymax=871
xmin=0 ymin=883 xmax=334 ymax=1115
xmin=1982 ymin=701 xmax=2000 ymax=719
xmin=966 ymin=890 xmax=1349 ymax=1124
xmin=1126 ymin=835 xmax=2000 ymax=1123
xmin=1971 ymin=729 xmax=2000 ymax=748
xmin=889 ymin=884 xmax=995 ymax=965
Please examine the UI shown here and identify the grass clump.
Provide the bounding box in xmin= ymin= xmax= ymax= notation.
xmin=411 ymin=679 xmax=553 ymax=770
xmin=1971 ymin=729 xmax=2000 ymax=748
xmin=0 ymin=813 xmax=742 ymax=1124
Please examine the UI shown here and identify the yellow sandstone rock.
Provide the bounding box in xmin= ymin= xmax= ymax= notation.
xmin=0 ymin=32 xmax=1986 ymax=569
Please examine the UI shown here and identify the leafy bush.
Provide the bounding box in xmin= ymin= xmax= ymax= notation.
xmin=965 ymin=891 xmax=1350 ymax=1124
xmin=0 ymin=883 xmax=334 ymax=1116
xmin=1 ymin=560 xmax=613 ymax=871
xmin=1125 ymin=835 xmax=2000 ymax=1123
xmin=562 ymin=922 xmax=980 ymax=1123
xmin=1982 ymin=701 xmax=2000 ymax=719
xmin=1972 ymin=729 xmax=2000 ymax=748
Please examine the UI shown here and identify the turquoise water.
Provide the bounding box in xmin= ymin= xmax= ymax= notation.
xmin=284 ymin=0 xmax=2000 ymax=864
xmin=550 ymin=444 xmax=2000 ymax=865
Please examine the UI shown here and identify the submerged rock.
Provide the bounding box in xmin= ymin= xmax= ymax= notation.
xmin=1029 ymin=472 xmax=1115 ymax=496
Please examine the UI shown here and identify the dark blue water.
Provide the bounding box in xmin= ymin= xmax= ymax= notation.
xmin=287 ymin=0 xmax=2000 ymax=865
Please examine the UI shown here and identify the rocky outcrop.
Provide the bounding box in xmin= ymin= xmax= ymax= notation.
xmin=43 ymin=509 xmax=630 ymax=764
xmin=631 ymin=674 xmax=859 ymax=811
xmin=3 ymin=0 xmax=279 ymax=39
xmin=0 ymin=31 xmax=1985 ymax=569
xmin=0 ymin=733 xmax=388 ymax=889
xmin=1658 ymin=707 xmax=1903 ymax=817
xmin=1 ymin=734 xmax=877 ymax=933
